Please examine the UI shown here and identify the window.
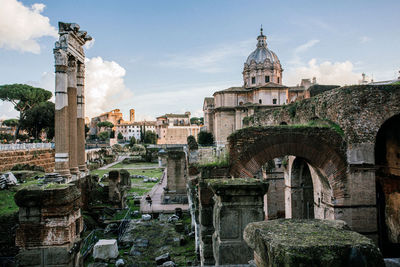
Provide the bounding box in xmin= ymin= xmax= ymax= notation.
xmin=259 ymin=99 xmax=262 ymax=104
xmin=273 ymin=99 xmax=277 ymax=104
xmin=251 ymin=77 xmax=256 ymax=84
xmin=265 ymin=76 xmax=270 ymax=83
xmin=239 ymin=101 xmax=243 ymax=106
xmin=277 ymin=77 xmax=280 ymax=83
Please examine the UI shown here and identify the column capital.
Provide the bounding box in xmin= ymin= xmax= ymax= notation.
xmin=54 ymin=49 xmax=68 ymax=72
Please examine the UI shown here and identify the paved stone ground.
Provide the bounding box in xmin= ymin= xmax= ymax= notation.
xmin=140 ymin=171 xmax=188 ymax=214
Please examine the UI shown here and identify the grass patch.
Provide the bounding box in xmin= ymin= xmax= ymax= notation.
xmin=91 ymin=168 xmax=163 ymax=179
xmin=0 ymin=175 xmax=42 ymax=216
xmin=111 ymin=162 xmax=158 ymax=169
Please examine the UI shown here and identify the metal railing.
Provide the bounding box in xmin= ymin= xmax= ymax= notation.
xmin=0 ymin=143 xmax=54 ymax=151
xmin=80 ymin=229 xmax=101 ymax=259
xmin=118 ymin=208 xmax=132 ymax=242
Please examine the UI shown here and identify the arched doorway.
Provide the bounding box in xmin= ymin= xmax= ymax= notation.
xmin=375 ymin=114 xmax=400 ymax=256
xmin=285 ymin=157 xmax=314 ymax=219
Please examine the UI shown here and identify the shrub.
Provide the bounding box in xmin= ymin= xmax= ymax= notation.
xmin=187 ymin=135 xmax=198 ymax=150
xmin=198 ymin=131 xmax=214 ymax=146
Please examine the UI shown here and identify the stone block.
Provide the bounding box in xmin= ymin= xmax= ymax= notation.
xmin=93 ymin=239 xmax=119 ymax=260
xmin=244 ymin=219 xmax=384 ymax=267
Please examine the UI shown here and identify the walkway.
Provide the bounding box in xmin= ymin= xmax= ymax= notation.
xmin=140 ymin=170 xmax=189 ymax=214
xmin=98 ymin=155 xmax=128 ymax=169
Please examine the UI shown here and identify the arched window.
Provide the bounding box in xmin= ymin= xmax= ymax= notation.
xmin=273 ymin=99 xmax=277 ymax=104
xmin=259 ymin=99 xmax=262 ymax=104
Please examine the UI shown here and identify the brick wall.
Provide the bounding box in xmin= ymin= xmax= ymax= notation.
xmin=0 ymin=148 xmax=55 ymax=172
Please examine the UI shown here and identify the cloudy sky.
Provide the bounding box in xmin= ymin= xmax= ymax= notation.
xmin=0 ymin=0 xmax=399 ymax=121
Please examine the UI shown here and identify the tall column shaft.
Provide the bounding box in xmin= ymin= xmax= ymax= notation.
xmin=68 ymin=58 xmax=79 ymax=175
xmin=77 ymin=62 xmax=86 ymax=172
xmin=54 ymin=50 xmax=71 ymax=178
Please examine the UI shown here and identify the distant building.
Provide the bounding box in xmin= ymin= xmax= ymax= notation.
xmin=368 ymin=70 xmax=400 ymax=85
xmin=129 ymin=109 xmax=135 ymax=122
xmin=204 ymin=28 xmax=312 ymax=146
xmin=156 ymin=112 xmax=200 ymax=145
xmin=115 ymin=121 xmax=156 ymax=141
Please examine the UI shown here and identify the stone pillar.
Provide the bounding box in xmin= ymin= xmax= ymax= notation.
xmin=76 ymin=62 xmax=87 ymax=172
xmin=163 ymin=150 xmax=188 ymax=204
xmin=15 ymin=184 xmax=83 ymax=266
xmin=53 ymin=22 xmax=92 ymax=180
xmin=54 ymin=49 xmax=71 ymax=178
xmin=208 ymin=178 xmax=268 ymax=265
xmin=198 ymin=181 xmax=215 ymax=266
xmin=67 ymin=57 xmax=79 ymax=176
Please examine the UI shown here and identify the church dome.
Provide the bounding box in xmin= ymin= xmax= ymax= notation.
xmin=245 ymin=28 xmax=280 ymax=65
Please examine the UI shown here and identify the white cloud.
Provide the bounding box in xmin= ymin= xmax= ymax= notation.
xmin=285 ymin=58 xmax=361 ymax=86
xmin=0 ymin=0 xmax=57 ymax=54
xmin=26 ymin=72 xmax=55 ymax=100
xmin=85 ymin=57 xmax=132 ymax=119
xmin=294 ymin=39 xmax=320 ymax=54
xmin=289 ymin=39 xmax=320 ymax=66
xmin=127 ymin=81 xmax=236 ymax=120
xmin=360 ymin=36 xmax=371 ymax=43
xmin=159 ymin=39 xmax=253 ymax=73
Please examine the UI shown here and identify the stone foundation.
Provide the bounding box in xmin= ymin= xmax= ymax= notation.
xmin=14 ymin=183 xmax=83 ymax=266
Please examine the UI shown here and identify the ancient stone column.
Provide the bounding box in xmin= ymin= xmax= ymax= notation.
xmin=67 ymin=57 xmax=79 ymax=176
xmin=54 ymin=49 xmax=71 ymax=178
xmin=76 ymin=62 xmax=86 ymax=172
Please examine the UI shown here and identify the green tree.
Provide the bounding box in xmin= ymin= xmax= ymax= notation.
xmin=0 ymin=84 xmax=52 ymax=141
xmin=129 ymin=136 xmax=137 ymax=146
xmin=187 ymin=135 xmax=198 ymax=150
xmin=198 ymin=131 xmax=214 ymax=146
xmin=98 ymin=131 xmax=109 ymax=141
xmin=3 ymin=118 xmax=19 ymax=127
xmin=190 ymin=117 xmax=204 ymax=125
xmin=143 ymin=130 xmax=157 ymax=144
xmin=19 ymin=101 xmax=55 ymax=140
xmin=97 ymin=121 xmax=114 ymax=129
xmin=117 ymin=132 xmax=124 ymax=140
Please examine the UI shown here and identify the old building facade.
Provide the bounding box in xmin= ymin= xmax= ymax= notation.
xmin=204 ymin=28 xmax=311 ymax=146
xmin=115 ymin=121 xmax=156 ymax=141
xmin=156 ymin=112 xmax=200 ymax=145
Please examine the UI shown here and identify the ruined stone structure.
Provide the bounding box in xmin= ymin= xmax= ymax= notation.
xmin=244 ymin=219 xmax=384 ymax=267
xmin=228 ymin=84 xmax=400 ymax=256
xmin=208 ymin=179 xmax=268 ymax=265
xmin=0 ymin=148 xmax=55 ymax=172
xmin=203 ymin=28 xmax=312 ymax=146
xmin=163 ymin=149 xmax=188 ymax=204
xmin=15 ymin=184 xmax=83 ymax=266
xmin=54 ymin=22 xmax=92 ymax=180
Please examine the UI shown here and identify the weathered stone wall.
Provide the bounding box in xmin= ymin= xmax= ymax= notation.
xmin=249 ymin=84 xmax=400 ymax=147
xmin=0 ymin=148 xmax=55 ymax=172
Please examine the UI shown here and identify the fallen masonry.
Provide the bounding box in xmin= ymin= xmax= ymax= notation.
xmin=244 ymin=219 xmax=385 ymax=267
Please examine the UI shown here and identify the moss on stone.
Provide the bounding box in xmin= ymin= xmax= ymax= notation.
xmin=244 ymin=219 xmax=384 ymax=267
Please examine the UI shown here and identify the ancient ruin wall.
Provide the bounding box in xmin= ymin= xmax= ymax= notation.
xmin=248 ymin=84 xmax=400 ymax=146
xmin=0 ymin=148 xmax=55 ymax=172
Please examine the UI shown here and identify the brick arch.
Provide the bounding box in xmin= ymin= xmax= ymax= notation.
xmin=229 ymin=126 xmax=348 ymax=200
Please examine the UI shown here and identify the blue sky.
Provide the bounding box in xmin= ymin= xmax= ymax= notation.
xmin=1 ymin=0 xmax=399 ymax=120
